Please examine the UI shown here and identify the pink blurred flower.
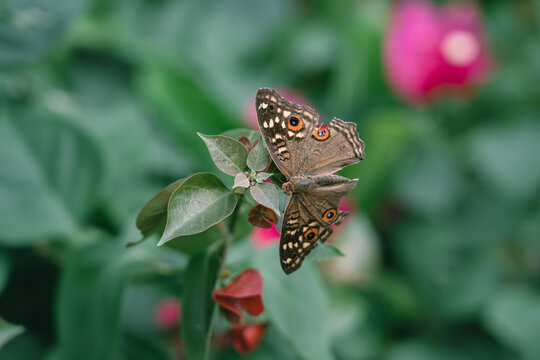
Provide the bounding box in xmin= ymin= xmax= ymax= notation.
xmin=244 ymin=88 xmax=311 ymax=128
xmin=384 ymin=0 xmax=492 ymax=104
xmin=250 ymin=222 xmax=280 ymax=249
xmin=155 ymin=298 xmax=181 ymax=330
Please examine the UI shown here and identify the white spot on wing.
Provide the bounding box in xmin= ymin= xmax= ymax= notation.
xmin=269 ymin=118 xmax=274 ymax=127
xmin=283 ymin=110 xmax=291 ymax=118
xmin=263 ymin=121 xmax=268 ymax=128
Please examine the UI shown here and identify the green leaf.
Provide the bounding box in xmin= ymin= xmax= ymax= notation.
xmin=221 ymin=129 xmax=260 ymax=144
xmin=138 ymin=67 xmax=240 ymax=162
xmin=56 ymin=240 xmax=157 ymax=360
xmin=164 ymin=226 xmax=222 ymax=255
xmin=255 ymin=172 xmax=273 ymax=183
xmin=250 ymin=182 xmax=280 ymax=216
xmin=158 ymin=173 xmax=237 ymax=245
xmin=181 ymin=250 xmax=220 ymax=360
xmin=247 ymin=139 xmax=269 ymax=172
xmin=136 ymin=179 xmax=185 ymax=238
xmin=0 ymin=109 xmax=103 ymax=245
xmin=308 ymin=243 xmax=345 ymax=262
xmin=343 ymin=110 xmax=415 ymax=213
xmin=391 ymin=219 xmax=500 ymax=319
xmin=0 ymin=250 xmax=10 ymax=295
xmin=233 ymin=172 xmax=250 ymax=189
xmin=0 ymin=318 xmax=24 ymax=349
xmin=268 ymin=161 xmax=287 ymax=187
xmin=198 ymin=133 xmax=248 ymax=176
xmin=467 ymin=120 xmax=540 ymax=202
xmin=0 ymin=0 xmax=88 ymax=66
xmin=483 ymin=287 xmax=540 ymax=360
xmin=253 ymin=246 xmax=335 ymax=360
xmin=70 ymin=64 xmax=192 ymax=226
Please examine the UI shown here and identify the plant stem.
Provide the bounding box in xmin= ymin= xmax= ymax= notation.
xmin=218 ymin=193 xmax=244 ymax=274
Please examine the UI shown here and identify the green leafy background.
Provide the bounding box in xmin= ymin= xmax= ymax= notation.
xmin=1 ymin=0 xmax=540 ymax=359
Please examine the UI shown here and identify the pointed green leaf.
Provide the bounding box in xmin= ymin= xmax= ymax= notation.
xmin=181 ymin=250 xmax=220 ymax=360
xmin=233 ymin=172 xmax=250 ymax=189
xmin=247 ymin=139 xmax=269 ymax=172
xmin=158 ymin=173 xmax=237 ymax=245
xmin=256 ymin=172 xmax=273 ymax=183
xmin=136 ymin=179 xmax=185 ymax=238
xmin=308 ymin=243 xmax=345 ymax=262
xmin=250 ymin=182 xmax=280 ymax=216
xmin=221 ymin=129 xmax=260 ymax=144
xmin=198 ymin=133 xmax=248 ymax=176
xmin=0 ymin=318 xmax=24 ymax=349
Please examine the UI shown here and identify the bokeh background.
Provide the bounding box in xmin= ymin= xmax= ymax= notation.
xmin=1 ymin=0 xmax=540 ymax=359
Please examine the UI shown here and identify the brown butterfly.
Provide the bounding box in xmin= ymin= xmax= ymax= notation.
xmin=256 ymin=88 xmax=365 ymax=274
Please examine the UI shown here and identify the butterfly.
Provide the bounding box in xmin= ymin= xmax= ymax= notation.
xmin=256 ymin=88 xmax=365 ymax=274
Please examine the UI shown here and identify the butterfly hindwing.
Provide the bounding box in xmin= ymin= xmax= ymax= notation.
xmin=279 ymin=181 xmax=355 ymax=274
xmin=256 ymin=88 xmax=319 ymax=178
xmin=280 ymin=195 xmax=333 ymax=274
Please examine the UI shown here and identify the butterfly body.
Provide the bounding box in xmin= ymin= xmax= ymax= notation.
xmin=256 ymin=88 xmax=365 ymax=274
xmin=283 ymin=174 xmax=353 ymax=195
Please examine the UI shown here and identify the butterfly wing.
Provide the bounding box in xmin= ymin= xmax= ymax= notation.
xmin=300 ymin=118 xmax=365 ymax=176
xmin=256 ymin=88 xmax=364 ymax=178
xmin=256 ymin=88 xmax=319 ymax=179
xmin=280 ymin=181 xmax=356 ymax=274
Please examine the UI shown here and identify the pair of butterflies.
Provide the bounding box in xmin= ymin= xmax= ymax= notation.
xmin=255 ymin=88 xmax=365 ymax=274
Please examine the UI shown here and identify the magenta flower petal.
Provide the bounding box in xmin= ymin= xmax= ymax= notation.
xmin=384 ymin=0 xmax=492 ymax=104
xmin=250 ymin=222 xmax=280 ymax=249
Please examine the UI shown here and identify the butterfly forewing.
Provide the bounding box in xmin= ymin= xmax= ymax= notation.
xmin=256 ymin=88 xmax=319 ymax=178
xmin=301 ymin=118 xmax=365 ymax=175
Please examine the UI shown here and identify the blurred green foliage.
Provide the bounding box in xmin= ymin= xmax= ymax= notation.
xmin=1 ymin=0 xmax=540 ymax=359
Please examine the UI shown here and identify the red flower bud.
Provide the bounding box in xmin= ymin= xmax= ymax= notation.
xmin=231 ymin=322 xmax=267 ymax=354
xmin=212 ymin=269 xmax=265 ymax=323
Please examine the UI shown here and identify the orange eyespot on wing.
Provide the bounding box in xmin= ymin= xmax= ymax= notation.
xmin=313 ymin=124 xmax=330 ymax=140
xmin=323 ymin=209 xmax=337 ymax=222
xmin=303 ymin=227 xmax=319 ymax=242
xmin=288 ymin=115 xmax=303 ymax=131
